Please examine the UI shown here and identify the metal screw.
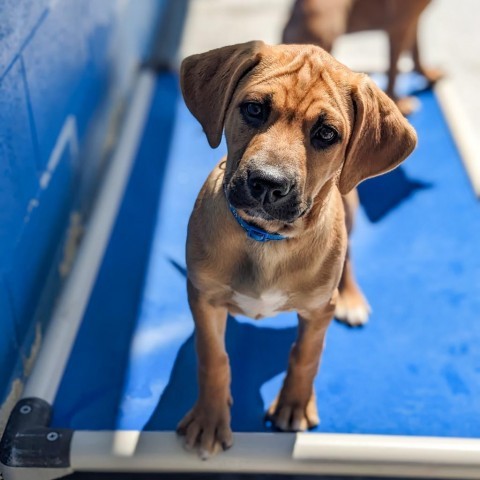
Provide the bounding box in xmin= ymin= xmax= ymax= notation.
xmin=47 ymin=432 xmax=59 ymax=442
xmin=19 ymin=405 xmax=32 ymax=415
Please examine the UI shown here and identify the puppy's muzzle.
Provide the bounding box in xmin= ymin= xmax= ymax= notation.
xmin=227 ymin=164 xmax=304 ymax=223
xmin=247 ymin=168 xmax=295 ymax=205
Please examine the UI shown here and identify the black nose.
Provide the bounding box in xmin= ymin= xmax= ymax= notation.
xmin=247 ymin=169 xmax=294 ymax=205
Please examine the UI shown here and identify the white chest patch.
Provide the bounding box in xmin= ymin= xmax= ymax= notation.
xmin=232 ymin=289 xmax=288 ymax=319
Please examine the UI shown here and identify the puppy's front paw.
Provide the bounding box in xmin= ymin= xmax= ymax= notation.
xmin=266 ymin=391 xmax=319 ymax=432
xmin=335 ymin=289 xmax=370 ymax=327
xmin=177 ymin=400 xmax=233 ymax=460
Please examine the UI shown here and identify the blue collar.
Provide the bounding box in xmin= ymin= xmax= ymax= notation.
xmin=227 ymin=203 xmax=287 ymax=242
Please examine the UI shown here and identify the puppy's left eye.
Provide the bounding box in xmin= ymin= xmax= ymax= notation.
xmin=311 ymin=124 xmax=339 ymax=149
xmin=241 ymin=101 xmax=269 ymax=127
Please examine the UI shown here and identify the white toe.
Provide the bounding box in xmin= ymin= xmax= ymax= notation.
xmin=335 ymin=301 xmax=370 ymax=326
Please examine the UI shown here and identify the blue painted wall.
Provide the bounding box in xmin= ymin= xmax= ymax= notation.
xmin=0 ymin=0 xmax=166 ymax=411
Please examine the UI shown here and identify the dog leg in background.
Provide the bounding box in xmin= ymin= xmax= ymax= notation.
xmin=282 ymin=0 xmax=352 ymax=52
xmin=387 ymin=24 xmax=420 ymax=116
xmin=335 ymin=190 xmax=370 ymax=326
xmin=266 ymin=300 xmax=335 ymax=431
xmin=411 ymin=22 xmax=444 ymax=85
xmin=177 ymin=280 xmax=233 ymax=459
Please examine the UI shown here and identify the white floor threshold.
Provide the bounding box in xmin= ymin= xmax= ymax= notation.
xmin=70 ymin=430 xmax=480 ymax=478
xmin=22 ymin=70 xmax=157 ymax=404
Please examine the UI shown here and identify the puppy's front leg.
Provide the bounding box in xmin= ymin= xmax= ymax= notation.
xmin=266 ymin=297 xmax=336 ymax=431
xmin=177 ymin=280 xmax=233 ymax=459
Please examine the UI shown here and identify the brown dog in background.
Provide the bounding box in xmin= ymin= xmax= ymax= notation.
xmin=283 ymin=0 xmax=444 ymax=114
xmin=177 ymin=41 xmax=416 ymax=458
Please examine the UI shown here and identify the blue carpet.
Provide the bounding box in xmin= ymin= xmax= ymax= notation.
xmin=53 ymin=74 xmax=480 ymax=438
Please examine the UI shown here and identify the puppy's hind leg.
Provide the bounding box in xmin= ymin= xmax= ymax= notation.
xmin=335 ymin=191 xmax=370 ymax=327
xmin=335 ymin=249 xmax=371 ymax=326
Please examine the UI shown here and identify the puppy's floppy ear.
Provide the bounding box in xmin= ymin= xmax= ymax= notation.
xmin=180 ymin=41 xmax=264 ymax=148
xmin=338 ymin=75 xmax=417 ymax=194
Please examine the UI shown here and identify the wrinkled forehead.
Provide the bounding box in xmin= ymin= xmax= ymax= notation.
xmin=242 ymin=46 xmax=351 ymax=122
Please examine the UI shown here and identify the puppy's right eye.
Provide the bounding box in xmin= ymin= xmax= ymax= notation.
xmin=241 ymin=102 xmax=269 ymax=127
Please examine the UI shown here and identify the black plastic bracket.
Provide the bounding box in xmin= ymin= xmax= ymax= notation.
xmin=0 ymin=398 xmax=72 ymax=469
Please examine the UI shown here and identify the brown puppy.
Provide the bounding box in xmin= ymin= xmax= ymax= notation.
xmin=177 ymin=41 xmax=416 ymax=458
xmin=282 ymin=0 xmax=444 ymax=114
